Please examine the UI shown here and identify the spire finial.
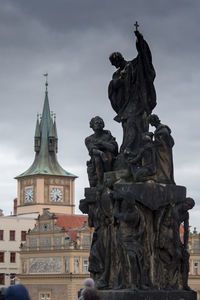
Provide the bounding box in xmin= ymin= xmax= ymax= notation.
xmin=43 ymin=73 xmax=48 ymax=93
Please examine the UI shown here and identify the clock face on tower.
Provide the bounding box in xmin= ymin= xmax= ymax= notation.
xmin=50 ymin=188 xmax=63 ymax=202
xmin=25 ymin=188 xmax=33 ymax=203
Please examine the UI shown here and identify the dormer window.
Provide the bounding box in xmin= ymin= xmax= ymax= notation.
xmin=34 ymin=137 xmax=41 ymax=152
xmin=48 ymin=137 xmax=55 ymax=151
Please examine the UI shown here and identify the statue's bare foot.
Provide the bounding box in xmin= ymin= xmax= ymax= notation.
xmin=140 ymin=284 xmax=149 ymax=290
xmin=130 ymin=284 xmax=138 ymax=291
xmin=114 ymin=284 xmax=126 ymax=290
xmin=95 ymin=279 xmax=107 ymax=290
xmin=184 ymin=285 xmax=192 ymax=291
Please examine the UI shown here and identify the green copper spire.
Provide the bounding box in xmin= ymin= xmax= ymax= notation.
xmin=15 ymin=80 xmax=76 ymax=179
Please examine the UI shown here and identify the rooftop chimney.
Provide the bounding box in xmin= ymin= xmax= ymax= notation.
xmin=13 ymin=198 xmax=17 ymax=215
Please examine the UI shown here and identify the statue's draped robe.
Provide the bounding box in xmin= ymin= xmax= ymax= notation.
xmin=108 ymin=33 xmax=156 ymax=152
xmin=153 ymin=124 xmax=175 ymax=184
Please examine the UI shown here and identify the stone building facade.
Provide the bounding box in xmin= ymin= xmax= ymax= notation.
xmin=19 ymin=209 xmax=92 ymax=300
xmin=0 ymin=212 xmax=35 ymax=287
xmin=188 ymin=227 xmax=200 ymax=299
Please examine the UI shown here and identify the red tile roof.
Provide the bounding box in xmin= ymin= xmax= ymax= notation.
xmin=55 ymin=214 xmax=88 ymax=232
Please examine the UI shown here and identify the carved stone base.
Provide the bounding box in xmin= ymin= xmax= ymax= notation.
xmin=81 ymin=181 xmax=194 ymax=290
xmin=98 ymin=289 xmax=197 ymax=300
xmin=113 ymin=181 xmax=186 ymax=210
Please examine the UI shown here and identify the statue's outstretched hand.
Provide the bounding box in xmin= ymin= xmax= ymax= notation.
xmin=134 ymin=30 xmax=143 ymax=39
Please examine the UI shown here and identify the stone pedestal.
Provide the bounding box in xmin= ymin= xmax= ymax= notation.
xmin=99 ymin=289 xmax=197 ymax=300
xmin=81 ymin=181 xmax=194 ymax=291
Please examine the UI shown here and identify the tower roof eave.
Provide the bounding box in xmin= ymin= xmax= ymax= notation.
xmin=15 ymin=168 xmax=77 ymax=179
xmin=15 ymin=152 xmax=77 ymax=179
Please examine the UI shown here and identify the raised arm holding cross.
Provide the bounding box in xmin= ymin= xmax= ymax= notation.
xmin=134 ymin=21 xmax=139 ymax=31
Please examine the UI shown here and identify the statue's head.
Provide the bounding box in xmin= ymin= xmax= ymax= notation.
xmin=109 ymin=52 xmax=125 ymax=68
xmin=90 ymin=116 xmax=105 ymax=132
xmin=183 ymin=197 xmax=195 ymax=211
xmin=149 ymin=114 xmax=160 ymax=127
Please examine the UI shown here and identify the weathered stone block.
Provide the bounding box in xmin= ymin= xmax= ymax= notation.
xmin=99 ymin=289 xmax=197 ymax=300
xmin=113 ymin=182 xmax=186 ymax=210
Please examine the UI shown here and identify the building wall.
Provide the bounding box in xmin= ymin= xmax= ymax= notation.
xmin=188 ymin=228 xmax=200 ymax=299
xmin=19 ymin=210 xmax=92 ymax=300
xmin=20 ymin=275 xmax=88 ymax=300
xmin=0 ymin=215 xmax=35 ymax=287
xmin=17 ymin=204 xmax=75 ymax=216
xmin=17 ymin=176 xmax=75 ymax=215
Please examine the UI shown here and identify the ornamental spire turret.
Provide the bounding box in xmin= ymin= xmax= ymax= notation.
xmin=16 ymin=77 xmax=76 ymax=179
xmin=34 ymin=114 xmax=41 ymax=152
xmin=53 ymin=117 xmax=58 ymax=153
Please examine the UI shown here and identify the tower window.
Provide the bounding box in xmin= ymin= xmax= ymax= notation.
xmin=0 ymin=252 xmax=4 ymax=263
xmin=0 ymin=274 xmax=5 ymax=285
xmin=83 ymin=259 xmax=89 ymax=274
xmin=21 ymin=231 xmax=26 ymax=241
xmin=10 ymin=230 xmax=15 ymax=241
xmin=10 ymin=252 xmax=16 ymax=263
xmin=0 ymin=230 xmax=3 ymax=240
xmin=194 ymin=262 xmax=198 ymax=275
xmin=10 ymin=273 xmax=16 ymax=285
xmin=39 ymin=292 xmax=51 ymax=300
xmin=74 ymin=257 xmax=79 ymax=274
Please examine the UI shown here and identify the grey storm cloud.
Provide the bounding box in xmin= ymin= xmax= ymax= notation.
xmin=0 ymin=0 xmax=199 ymax=228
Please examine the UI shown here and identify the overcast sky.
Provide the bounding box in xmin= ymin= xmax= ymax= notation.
xmin=0 ymin=0 xmax=199 ymax=230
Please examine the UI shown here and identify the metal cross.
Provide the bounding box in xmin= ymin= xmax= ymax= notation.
xmin=134 ymin=21 xmax=139 ymax=31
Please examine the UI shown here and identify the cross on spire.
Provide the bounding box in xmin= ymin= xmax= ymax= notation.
xmin=134 ymin=21 xmax=139 ymax=31
xmin=43 ymin=73 xmax=48 ymax=92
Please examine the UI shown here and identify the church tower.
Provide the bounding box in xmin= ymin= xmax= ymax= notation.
xmin=15 ymin=78 xmax=77 ymax=215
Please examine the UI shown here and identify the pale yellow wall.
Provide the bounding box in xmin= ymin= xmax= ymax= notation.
xmin=20 ymin=275 xmax=89 ymax=300
xmin=36 ymin=178 xmax=45 ymax=204
xmin=17 ymin=204 xmax=75 ymax=215
xmin=0 ymin=216 xmax=36 ymax=287
xmin=19 ymin=222 xmax=90 ymax=300
xmin=17 ymin=175 xmax=76 ymax=215
xmin=188 ymin=231 xmax=200 ymax=299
